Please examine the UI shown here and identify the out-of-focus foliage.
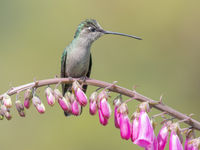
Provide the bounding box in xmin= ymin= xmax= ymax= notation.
xmin=0 ymin=0 xmax=200 ymax=149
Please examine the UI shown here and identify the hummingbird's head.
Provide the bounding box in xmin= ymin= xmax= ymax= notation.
xmin=74 ymin=19 xmax=104 ymax=42
xmin=74 ymin=19 xmax=142 ymax=43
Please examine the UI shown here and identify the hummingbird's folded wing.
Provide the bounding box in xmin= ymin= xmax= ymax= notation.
xmin=61 ymin=48 xmax=70 ymax=96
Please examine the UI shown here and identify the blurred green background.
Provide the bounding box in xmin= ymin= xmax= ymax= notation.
xmin=0 ymin=0 xmax=200 ymax=149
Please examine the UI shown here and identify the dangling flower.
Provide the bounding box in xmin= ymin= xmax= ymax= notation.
xmin=3 ymin=94 xmax=12 ymax=108
xmin=53 ymin=88 xmax=63 ymax=101
xmin=145 ymin=134 xmax=158 ymax=150
xmin=32 ymin=96 xmax=41 ymax=106
xmin=45 ymin=87 xmax=55 ymax=106
xmin=114 ymin=106 xmax=120 ymax=128
xmin=169 ymin=131 xmax=183 ymax=150
xmin=32 ymin=96 xmax=45 ymax=114
xmin=113 ymin=96 xmax=122 ymax=128
xmin=134 ymin=102 xmax=154 ymax=148
xmin=189 ymin=138 xmax=200 ymax=150
xmin=184 ymin=129 xmax=195 ymax=150
xmin=89 ymin=92 xmax=98 ymax=115
xmin=98 ymin=109 xmax=108 ymax=126
xmin=24 ymin=89 xmax=33 ymax=109
xmin=35 ymin=103 xmax=45 ymax=114
xmin=72 ymin=81 xmax=88 ymax=106
xmin=169 ymin=123 xmax=183 ymax=150
xmin=0 ymin=105 xmax=12 ymax=120
xmin=70 ymin=94 xmax=81 ymax=116
xmin=131 ymin=112 xmax=140 ymax=142
xmin=157 ymin=123 xmax=169 ymax=150
xmin=15 ymin=100 xmax=25 ymax=117
xmin=100 ymin=98 xmax=111 ymax=119
xmin=58 ymin=97 xmax=71 ymax=112
xmin=119 ymin=114 xmax=131 ymax=140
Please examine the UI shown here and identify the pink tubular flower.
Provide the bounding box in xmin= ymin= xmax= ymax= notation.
xmin=15 ymin=100 xmax=25 ymax=117
xmin=98 ymin=109 xmax=108 ymax=126
xmin=89 ymin=92 xmax=98 ymax=115
xmin=119 ymin=114 xmax=131 ymax=140
xmin=191 ymin=138 xmax=200 ymax=150
xmin=24 ymin=89 xmax=33 ymax=109
xmin=131 ymin=112 xmax=139 ymax=142
xmin=58 ymin=97 xmax=71 ymax=112
xmin=169 ymin=131 xmax=183 ymax=150
xmin=157 ymin=124 xmax=169 ymax=150
xmin=3 ymin=94 xmax=12 ymax=108
xmin=0 ymin=105 xmax=12 ymax=120
xmin=36 ymin=103 xmax=45 ymax=114
xmin=114 ymin=106 xmax=120 ymax=128
xmin=89 ymin=100 xmax=97 ymax=115
xmin=145 ymin=134 xmax=158 ymax=150
xmin=113 ymin=97 xmax=122 ymax=128
xmin=100 ymin=98 xmax=111 ymax=119
xmin=45 ymin=87 xmax=55 ymax=106
xmin=184 ymin=129 xmax=195 ymax=150
xmin=75 ymin=88 xmax=88 ymax=106
xmin=32 ymin=96 xmax=41 ymax=106
xmin=24 ymin=99 xmax=31 ymax=109
xmin=185 ymin=139 xmax=193 ymax=150
xmin=71 ymin=100 xmax=81 ymax=116
xmin=134 ymin=110 xmax=154 ymax=148
xmin=72 ymin=80 xmax=87 ymax=106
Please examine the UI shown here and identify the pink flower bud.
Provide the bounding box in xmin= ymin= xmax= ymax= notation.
xmin=5 ymin=111 xmax=12 ymax=120
xmin=75 ymin=88 xmax=88 ymax=106
xmin=131 ymin=112 xmax=139 ymax=142
xmin=190 ymin=138 xmax=200 ymax=150
xmin=71 ymin=100 xmax=81 ymax=116
xmin=98 ymin=90 xmax=108 ymax=101
xmin=139 ymin=102 xmax=150 ymax=112
xmin=145 ymin=134 xmax=158 ymax=150
xmin=24 ymin=89 xmax=33 ymax=101
xmin=1 ymin=105 xmax=12 ymax=120
xmin=36 ymin=103 xmax=45 ymax=114
xmin=89 ymin=100 xmax=97 ymax=115
xmin=24 ymin=99 xmax=31 ymax=109
xmin=118 ymin=103 xmax=129 ymax=114
xmin=157 ymin=124 xmax=169 ymax=150
xmin=89 ymin=91 xmax=98 ymax=102
xmin=134 ymin=111 xmax=154 ymax=148
xmin=45 ymin=87 xmax=55 ymax=106
xmin=3 ymin=94 xmax=12 ymax=108
xmin=169 ymin=131 xmax=183 ymax=150
xmin=53 ymin=88 xmax=63 ymax=100
xmin=184 ymin=129 xmax=195 ymax=150
xmin=114 ymin=106 xmax=120 ymax=128
xmin=98 ymin=109 xmax=108 ymax=126
xmin=32 ymin=96 xmax=41 ymax=106
xmin=100 ymin=98 xmax=111 ymax=119
xmin=58 ymin=97 xmax=71 ymax=112
xmin=119 ymin=114 xmax=131 ymax=140
xmin=15 ymin=100 xmax=25 ymax=117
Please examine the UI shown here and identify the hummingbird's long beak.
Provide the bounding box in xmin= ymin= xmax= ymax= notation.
xmin=98 ymin=29 xmax=142 ymax=40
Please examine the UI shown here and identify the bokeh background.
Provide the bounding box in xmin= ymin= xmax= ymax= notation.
xmin=0 ymin=0 xmax=200 ymax=150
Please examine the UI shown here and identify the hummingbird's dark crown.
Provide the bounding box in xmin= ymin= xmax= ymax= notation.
xmin=74 ymin=19 xmax=99 ymax=38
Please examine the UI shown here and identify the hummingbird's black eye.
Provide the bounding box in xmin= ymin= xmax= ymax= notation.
xmin=88 ymin=27 xmax=95 ymax=32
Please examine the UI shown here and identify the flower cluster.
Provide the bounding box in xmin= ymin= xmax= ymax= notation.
xmin=0 ymin=81 xmax=199 ymax=150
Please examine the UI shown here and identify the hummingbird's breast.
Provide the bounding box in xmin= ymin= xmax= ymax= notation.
xmin=65 ymin=45 xmax=90 ymax=78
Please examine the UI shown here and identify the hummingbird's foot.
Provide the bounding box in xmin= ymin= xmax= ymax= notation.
xmin=78 ymin=76 xmax=89 ymax=87
xmin=79 ymin=76 xmax=88 ymax=83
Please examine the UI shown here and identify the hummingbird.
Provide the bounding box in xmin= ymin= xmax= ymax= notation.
xmin=61 ymin=19 xmax=142 ymax=116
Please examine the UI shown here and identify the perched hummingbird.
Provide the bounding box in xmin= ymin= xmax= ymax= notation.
xmin=61 ymin=19 xmax=141 ymax=116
